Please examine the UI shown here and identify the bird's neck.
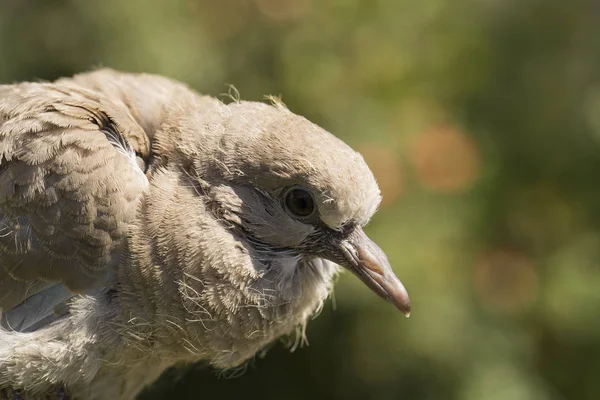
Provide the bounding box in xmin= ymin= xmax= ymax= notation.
xmin=113 ymin=169 xmax=340 ymax=372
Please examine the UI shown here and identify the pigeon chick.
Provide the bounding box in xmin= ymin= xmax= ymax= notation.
xmin=0 ymin=69 xmax=410 ymax=400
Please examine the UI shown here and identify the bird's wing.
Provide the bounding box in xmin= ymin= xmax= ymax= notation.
xmin=0 ymin=79 xmax=150 ymax=314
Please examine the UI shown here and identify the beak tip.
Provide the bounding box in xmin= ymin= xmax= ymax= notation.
xmin=338 ymin=227 xmax=413 ymax=319
xmin=387 ymin=283 xmax=411 ymax=318
xmin=394 ymin=298 xmax=411 ymax=318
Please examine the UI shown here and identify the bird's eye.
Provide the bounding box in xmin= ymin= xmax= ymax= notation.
xmin=283 ymin=187 xmax=316 ymax=218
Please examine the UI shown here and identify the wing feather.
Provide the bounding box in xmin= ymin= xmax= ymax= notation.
xmin=0 ymin=80 xmax=150 ymax=311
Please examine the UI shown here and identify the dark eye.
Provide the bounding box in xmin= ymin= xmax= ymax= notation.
xmin=284 ymin=187 xmax=316 ymax=218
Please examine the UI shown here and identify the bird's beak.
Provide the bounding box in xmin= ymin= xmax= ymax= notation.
xmin=337 ymin=227 xmax=411 ymax=317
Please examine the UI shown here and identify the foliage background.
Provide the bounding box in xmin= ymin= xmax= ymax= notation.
xmin=2 ymin=0 xmax=599 ymax=399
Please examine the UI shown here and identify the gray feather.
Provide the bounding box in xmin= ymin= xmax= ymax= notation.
xmin=1 ymin=284 xmax=73 ymax=332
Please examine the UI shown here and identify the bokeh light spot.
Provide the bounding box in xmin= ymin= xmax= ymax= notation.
xmin=198 ymin=0 xmax=251 ymax=39
xmin=410 ymin=125 xmax=480 ymax=193
xmin=357 ymin=144 xmax=404 ymax=208
xmin=473 ymin=249 xmax=539 ymax=314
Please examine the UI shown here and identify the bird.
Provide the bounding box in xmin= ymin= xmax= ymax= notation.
xmin=0 ymin=69 xmax=411 ymax=400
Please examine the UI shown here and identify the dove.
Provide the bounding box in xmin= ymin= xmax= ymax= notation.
xmin=0 ymin=69 xmax=411 ymax=400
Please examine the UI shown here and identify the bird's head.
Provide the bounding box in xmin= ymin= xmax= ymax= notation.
xmin=139 ymin=97 xmax=410 ymax=365
xmin=168 ymin=99 xmax=410 ymax=315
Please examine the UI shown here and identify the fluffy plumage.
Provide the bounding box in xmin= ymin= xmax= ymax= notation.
xmin=0 ymin=69 xmax=410 ymax=400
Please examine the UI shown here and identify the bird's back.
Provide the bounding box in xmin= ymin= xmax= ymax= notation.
xmin=0 ymin=69 xmax=208 ymax=333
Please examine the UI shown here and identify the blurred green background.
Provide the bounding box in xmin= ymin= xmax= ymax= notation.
xmin=2 ymin=0 xmax=600 ymax=399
